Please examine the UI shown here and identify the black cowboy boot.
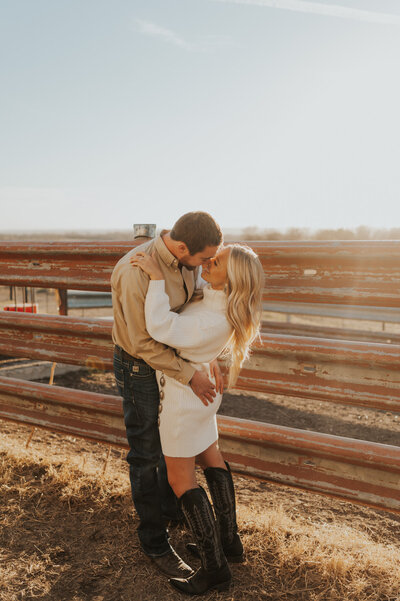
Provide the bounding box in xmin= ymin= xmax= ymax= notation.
xmin=187 ymin=461 xmax=244 ymax=562
xmin=169 ymin=487 xmax=231 ymax=595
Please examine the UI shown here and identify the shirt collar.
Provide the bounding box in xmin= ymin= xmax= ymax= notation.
xmin=154 ymin=235 xmax=179 ymax=269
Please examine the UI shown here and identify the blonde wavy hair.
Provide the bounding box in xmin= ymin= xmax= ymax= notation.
xmin=223 ymin=244 xmax=264 ymax=389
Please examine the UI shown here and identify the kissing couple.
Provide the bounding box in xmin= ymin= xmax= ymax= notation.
xmin=111 ymin=211 xmax=264 ymax=594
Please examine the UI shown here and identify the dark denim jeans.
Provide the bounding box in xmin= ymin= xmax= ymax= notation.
xmin=113 ymin=347 xmax=180 ymax=556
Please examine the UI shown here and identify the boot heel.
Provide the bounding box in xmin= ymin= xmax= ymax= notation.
xmin=228 ymin=552 xmax=244 ymax=564
xmin=186 ymin=542 xmax=244 ymax=564
xmin=215 ymin=579 xmax=231 ymax=592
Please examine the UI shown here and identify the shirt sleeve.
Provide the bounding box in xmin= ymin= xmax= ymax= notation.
xmin=144 ymin=279 xmax=229 ymax=352
xmin=118 ymin=267 xmax=196 ymax=385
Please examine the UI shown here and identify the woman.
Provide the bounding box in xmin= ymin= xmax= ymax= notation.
xmin=130 ymin=244 xmax=264 ymax=595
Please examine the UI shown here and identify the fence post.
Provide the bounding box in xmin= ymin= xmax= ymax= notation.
xmin=133 ymin=224 xmax=156 ymax=240
xmin=56 ymin=289 xmax=68 ymax=315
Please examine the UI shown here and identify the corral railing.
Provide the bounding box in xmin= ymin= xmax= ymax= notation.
xmin=1 ymin=239 xmax=400 ymax=301
xmin=0 ymin=240 xmax=399 ymax=513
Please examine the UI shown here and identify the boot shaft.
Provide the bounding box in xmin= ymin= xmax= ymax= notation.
xmin=179 ymin=486 xmax=227 ymax=574
xmin=203 ymin=462 xmax=238 ymax=545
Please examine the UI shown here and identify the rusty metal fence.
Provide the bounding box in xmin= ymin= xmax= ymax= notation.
xmin=0 ymin=240 xmax=399 ymax=513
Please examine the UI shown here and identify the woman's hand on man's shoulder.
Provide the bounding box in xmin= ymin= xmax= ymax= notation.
xmin=130 ymin=252 xmax=164 ymax=280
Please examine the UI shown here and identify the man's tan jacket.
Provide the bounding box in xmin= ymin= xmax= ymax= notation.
xmin=111 ymin=235 xmax=198 ymax=385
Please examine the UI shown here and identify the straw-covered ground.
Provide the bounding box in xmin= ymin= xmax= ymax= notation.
xmin=1 ymin=412 xmax=400 ymax=601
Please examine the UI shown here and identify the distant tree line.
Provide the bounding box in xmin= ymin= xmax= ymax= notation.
xmin=228 ymin=226 xmax=400 ymax=241
xmin=1 ymin=226 xmax=400 ymax=241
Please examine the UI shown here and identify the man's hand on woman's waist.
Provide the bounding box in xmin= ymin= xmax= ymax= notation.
xmin=190 ymin=370 xmax=216 ymax=406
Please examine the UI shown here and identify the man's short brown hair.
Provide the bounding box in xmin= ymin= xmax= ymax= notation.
xmin=170 ymin=212 xmax=223 ymax=255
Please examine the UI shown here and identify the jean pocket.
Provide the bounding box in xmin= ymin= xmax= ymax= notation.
xmin=130 ymin=362 xmax=155 ymax=378
xmin=127 ymin=370 xmax=159 ymax=425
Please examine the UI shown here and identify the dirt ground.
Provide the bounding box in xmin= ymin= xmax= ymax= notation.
xmin=1 ymin=414 xmax=400 ymax=601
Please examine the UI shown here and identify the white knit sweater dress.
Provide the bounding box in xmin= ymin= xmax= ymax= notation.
xmin=144 ymin=280 xmax=233 ymax=457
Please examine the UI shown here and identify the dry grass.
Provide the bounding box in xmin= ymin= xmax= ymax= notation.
xmin=1 ymin=432 xmax=399 ymax=601
xmin=241 ymin=507 xmax=400 ymax=601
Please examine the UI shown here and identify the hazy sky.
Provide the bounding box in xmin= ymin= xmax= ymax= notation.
xmin=1 ymin=0 xmax=400 ymax=231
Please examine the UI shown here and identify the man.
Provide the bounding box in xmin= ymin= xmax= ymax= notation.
xmin=111 ymin=212 xmax=223 ymax=577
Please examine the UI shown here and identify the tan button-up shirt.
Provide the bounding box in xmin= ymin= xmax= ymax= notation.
xmin=111 ymin=235 xmax=197 ymax=385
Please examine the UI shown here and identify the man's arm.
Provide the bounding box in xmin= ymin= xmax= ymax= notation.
xmin=119 ymin=265 xmax=194 ymax=384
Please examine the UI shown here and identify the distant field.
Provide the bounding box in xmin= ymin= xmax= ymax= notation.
xmin=1 ymin=225 xmax=400 ymax=241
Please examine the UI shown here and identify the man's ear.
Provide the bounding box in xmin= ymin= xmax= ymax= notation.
xmin=176 ymin=242 xmax=189 ymax=257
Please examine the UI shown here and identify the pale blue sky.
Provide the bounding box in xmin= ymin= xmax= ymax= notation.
xmin=1 ymin=0 xmax=400 ymax=231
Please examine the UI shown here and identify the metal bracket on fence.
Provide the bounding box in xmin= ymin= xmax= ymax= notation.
xmin=133 ymin=224 xmax=156 ymax=239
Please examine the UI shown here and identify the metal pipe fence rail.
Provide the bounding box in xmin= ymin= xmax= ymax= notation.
xmin=0 ymin=240 xmax=399 ymax=513
xmin=262 ymin=320 xmax=400 ymax=344
xmin=1 ymin=311 xmax=400 ymax=414
xmin=0 ymin=375 xmax=398 ymax=513
xmin=2 ymin=240 xmax=400 ymax=305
